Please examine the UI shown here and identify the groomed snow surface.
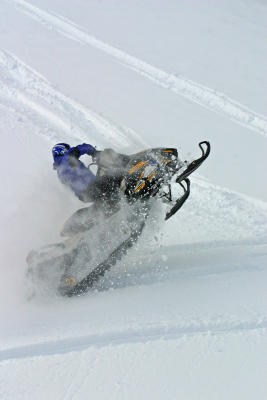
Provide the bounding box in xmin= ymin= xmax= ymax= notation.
xmin=0 ymin=1 xmax=267 ymax=399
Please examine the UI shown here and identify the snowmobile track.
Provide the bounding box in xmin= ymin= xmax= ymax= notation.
xmin=61 ymin=220 xmax=146 ymax=297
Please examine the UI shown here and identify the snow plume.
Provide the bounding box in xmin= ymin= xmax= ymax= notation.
xmin=25 ymin=198 xmax=164 ymax=298
xmin=0 ymin=113 xmax=80 ymax=307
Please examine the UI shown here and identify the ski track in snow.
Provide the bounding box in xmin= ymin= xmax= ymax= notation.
xmin=0 ymin=50 xmax=147 ymax=149
xmin=0 ymin=319 xmax=266 ymax=363
xmin=6 ymin=0 xmax=267 ymax=138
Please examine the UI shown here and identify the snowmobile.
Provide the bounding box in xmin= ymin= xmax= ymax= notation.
xmin=26 ymin=141 xmax=210 ymax=297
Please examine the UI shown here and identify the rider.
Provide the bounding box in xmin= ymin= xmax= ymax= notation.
xmin=52 ymin=142 xmax=120 ymax=203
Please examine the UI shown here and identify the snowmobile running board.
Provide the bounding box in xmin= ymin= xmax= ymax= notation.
xmin=60 ymin=220 xmax=146 ymax=297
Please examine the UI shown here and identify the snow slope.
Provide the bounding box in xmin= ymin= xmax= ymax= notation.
xmin=0 ymin=1 xmax=266 ymax=399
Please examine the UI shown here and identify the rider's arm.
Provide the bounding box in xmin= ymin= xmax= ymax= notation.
xmin=66 ymin=143 xmax=96 ymax=167
xmin=68 ymin=143 xmax=95 ymax=158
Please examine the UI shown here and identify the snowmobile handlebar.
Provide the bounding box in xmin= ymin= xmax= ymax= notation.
xmin=165 ymin=178 xmax=190 ymax=220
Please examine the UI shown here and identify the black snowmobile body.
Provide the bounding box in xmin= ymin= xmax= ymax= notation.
xmin=26 ymin=141 xmax=210 ymax=297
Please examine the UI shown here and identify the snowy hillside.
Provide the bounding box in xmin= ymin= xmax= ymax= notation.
xmin=0 ymin=1 xmax=266 ymax=399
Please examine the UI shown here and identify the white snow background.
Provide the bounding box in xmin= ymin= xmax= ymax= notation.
xmin=0 ymin=0 xmax=267 ymax=399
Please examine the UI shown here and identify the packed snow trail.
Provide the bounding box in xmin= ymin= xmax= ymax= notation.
xmin=6 ymin=0 xmax=267 ymax=137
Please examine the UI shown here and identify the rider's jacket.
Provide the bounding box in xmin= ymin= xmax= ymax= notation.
xmin=54 ymin=143 xmax=96 ymax=197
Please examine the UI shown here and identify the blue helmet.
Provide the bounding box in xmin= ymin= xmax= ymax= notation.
xmin=52 ymin=143 xmax=70 ymax=159
xmin=52 ymin=143 xmax=70 ymax=168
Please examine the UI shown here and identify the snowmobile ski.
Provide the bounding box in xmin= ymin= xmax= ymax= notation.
xmin=165 ymin=178 xmax=190 ymax=220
